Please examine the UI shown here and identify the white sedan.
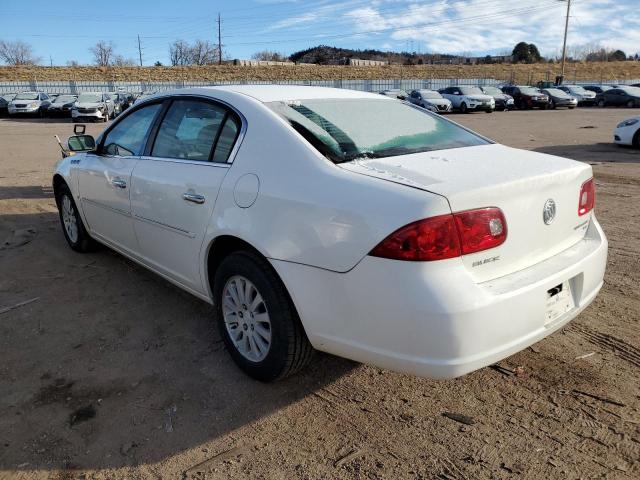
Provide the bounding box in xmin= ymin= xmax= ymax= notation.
xmin=614 ymin=116 xmax=640 ymax=147
xmin=53 ymin=86 xmax=607 ymax=381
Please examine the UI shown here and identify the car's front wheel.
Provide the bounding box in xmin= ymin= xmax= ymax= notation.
xmin=627 ymin=100 xmax=636 ymax=108
xmin=213 ymin=251 xmax=313 ymax=381
xmin=460 ymin=102 xmax=468 ymax=113
xmin=56 ymin=183 xmax=98 ymax=252
xmin=598 ymin=99 xmax=606 ymax=108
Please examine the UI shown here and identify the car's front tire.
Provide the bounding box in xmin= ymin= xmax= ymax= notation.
xmin=460 ymin=102 xmax=468 ymax=113
xmin=56 ymin=183 xmax=98 ymax=253
xmin=213 ymin=251 xmax=313 ymax=381
xmin=598 ymin=99 xmax=606 ymax=108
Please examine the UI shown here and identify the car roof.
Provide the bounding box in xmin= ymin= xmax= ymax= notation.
xmin=200 ymin=85 xmax=385 ymax=102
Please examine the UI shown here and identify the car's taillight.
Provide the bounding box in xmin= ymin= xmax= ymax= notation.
xmin=454 ymin=207 xmax=507 ymax=255
xmin=578 ymin=177 xmax=595 ymax=216
xmin=369 ymin=214 xmax=461 ymax=261
xmin=370 ymin=207 xmax=507 ymax=261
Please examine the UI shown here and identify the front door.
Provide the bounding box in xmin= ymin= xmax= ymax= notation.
xmin=77 ymin=102 xmax=163 ymax=254
xmin=130 ymin=97 xmax=242 ymax=292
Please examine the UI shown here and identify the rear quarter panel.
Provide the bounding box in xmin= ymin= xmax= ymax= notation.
xmin=200 ymin=93 xmax=451 ymax=284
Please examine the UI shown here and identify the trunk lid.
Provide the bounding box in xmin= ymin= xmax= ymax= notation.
xmin=340 ymin=143 xmax=593 ymax=282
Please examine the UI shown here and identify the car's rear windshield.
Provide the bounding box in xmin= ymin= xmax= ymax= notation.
xmin=520 ymin=87 xmax=540 ymax=95
xmin=14 ymin=93 xmax=39 ymax=100
xmin=620 ymin=86 xmax=640 ymax=95
xmin=267 ymin=98 xmax=490 ymax=163
xmin=568 ymin=86 xmax=587 ymax=93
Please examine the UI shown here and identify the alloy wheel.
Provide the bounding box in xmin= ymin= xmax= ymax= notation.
xmin=61 ymin=195 xmax=78 ymax=243
xmin=222 ymin=275 xmax=272 ymax=362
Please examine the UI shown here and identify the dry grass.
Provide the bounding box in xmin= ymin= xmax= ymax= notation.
xmin=1 ymin=61 xmax=639 ymax=83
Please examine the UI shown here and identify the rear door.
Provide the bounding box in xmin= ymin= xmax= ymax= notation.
xmin=77 ymin=102 xmax=162 ymax=254
xmin=130 ymin=97 xmax=243 ymax=292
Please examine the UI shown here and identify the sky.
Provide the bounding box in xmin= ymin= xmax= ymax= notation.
xmin=1 ymin=0 xmax=638 ymax=65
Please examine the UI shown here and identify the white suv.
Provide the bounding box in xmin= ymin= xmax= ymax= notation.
xmin=72 ymin=92 xmax=115 ymax=122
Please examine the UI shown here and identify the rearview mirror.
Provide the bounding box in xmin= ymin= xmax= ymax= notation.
xmin=67 ymin=134 xmax=96 ymax=152
xmin=74 ymin=124 xmax=86 ymax=134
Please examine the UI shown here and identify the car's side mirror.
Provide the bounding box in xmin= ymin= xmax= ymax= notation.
xmin=67 ymin=134 xmax=96 ymax=152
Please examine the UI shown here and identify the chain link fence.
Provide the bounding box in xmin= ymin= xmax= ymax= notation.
xmin=1 ymin=77 xmax=639 ymax=94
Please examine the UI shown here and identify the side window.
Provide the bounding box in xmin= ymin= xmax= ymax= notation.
xmin=102 ymin=103 xmax=161 ymax=156
xmin=212 ymin=115 xmax=241 ymax=163
xmin=151 ymin=99 xmax=236 ymax=162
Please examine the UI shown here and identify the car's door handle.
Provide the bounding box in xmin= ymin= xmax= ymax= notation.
xmin=182 ymin=192 xmax=205 ymax=204
xmin=111 ymin=178 xmax=127 ymax=189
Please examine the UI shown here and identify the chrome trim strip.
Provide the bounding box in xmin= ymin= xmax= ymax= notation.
xmin=138 ymin=155 xmax=231 ymax=168
xmin=81 ymin=197 xmax=131 ymax=217
xmin=133 ymin=214 xmax=196 ymax=238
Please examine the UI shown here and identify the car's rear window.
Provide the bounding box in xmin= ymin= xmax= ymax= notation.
xmin=267 ymin=98 xmax=489 ymax=163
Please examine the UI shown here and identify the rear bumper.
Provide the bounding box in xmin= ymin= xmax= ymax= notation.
xmin=272 ymin=216 xmax=607 ymax=379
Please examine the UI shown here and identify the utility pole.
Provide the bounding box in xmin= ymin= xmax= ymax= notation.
xmin=217 ymin=13 xmax=222 ymax=65
xmin=559 ymin=0 xmax=571 ymax=84
xmin=49 ymin=55 xmax=53 ymax=67
xmin=137 ymin=35 xmax=143 ymax=67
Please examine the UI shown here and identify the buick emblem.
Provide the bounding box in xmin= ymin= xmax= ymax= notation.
xmin=543 ymin=199 xmax=556 ymax=225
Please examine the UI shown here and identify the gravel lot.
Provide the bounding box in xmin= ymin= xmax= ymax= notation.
xmin=0 ymin=108 xmax=638 ymax=480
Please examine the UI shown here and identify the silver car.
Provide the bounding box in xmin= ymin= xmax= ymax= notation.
xmin=72 ymin=92 xmax=115 ymax=122
xmin=407 ymin=89 xmax=452 ymax=113
xmin=557 ymin=85 xmax=597 ymax=105
xmin=8 ymin=91 xmax=52 ymax=116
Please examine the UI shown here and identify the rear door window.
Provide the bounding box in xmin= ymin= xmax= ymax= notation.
xmin=151 ymin=99 xmax=240 ymax=162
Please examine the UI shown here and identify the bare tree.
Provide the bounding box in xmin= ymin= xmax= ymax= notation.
xmin=90 ymin=41 xmax=114 ymax=66
xmin=190 ymin=40 xmax=217 ymax=65
xmin=169 ymin=39 xmax=192 ymax=66
xmin=251 ymin=50 xmax=287 ymax=62
xmin=112 ymin=55 xmax=137 ymax=67
xmin=66 ymin=60 xmax=80 ymax=67
xmin=0 ymin=40 xmax=40 ymax=65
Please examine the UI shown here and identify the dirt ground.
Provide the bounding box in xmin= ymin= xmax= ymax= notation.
xmin=0 ymin=107 xmax=638 ymax=480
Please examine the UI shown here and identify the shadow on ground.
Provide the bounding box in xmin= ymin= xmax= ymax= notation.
xmin=0 ymin=205 xmax=357 ymax=473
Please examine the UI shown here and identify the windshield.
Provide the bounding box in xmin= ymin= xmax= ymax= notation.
xmin=268 ymin=98 xmax=489 ymax=164
xmin=481 ymin=87 xmax=502 ymax=95
xmin=419 ymin=90 xmax=442 ymax=99
xmin=2 ymin=94 xmax=15 ymax=101
xmin=54 ymin=95 xmax=76 ymax=103
xmin=620 ymin=86 xmax=640 ymax=96
xmin=459 ymin=86 xmax=484 ymax=95
xmin=568 ymin=86 xmax=587 ymax=94
xmin=14 ymin=93 xmax=39 ymax=100
xmin=77 ymin=93 xmax=102 ymax=103
xmin=545 ymin=88 xmax=569 ymax=97
xmin=520 ymin=87 xmax=541 ymax=95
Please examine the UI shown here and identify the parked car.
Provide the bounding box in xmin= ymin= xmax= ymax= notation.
xmin=47 ymin=94 xmax=77 ymax=117
xmin=614 ymin=116 xmax=640 ymax=147
xmin=596 ymin=86 xmax=640 ymax=108
xmin=541 ymin=88 xmax=578 ymax=109
xmin=110 ymin=91 xmax=135 ymax=112
xmin=501 ymin=85 xmax=549 ymax=109
xmin=379 ymin=89 xmax=409 ymax=100
xmin=556 ymin=85 xmax=596 ymax=105
xmin=439 ymin=86 xmax=495 ymax=113
xmin=133 ymin=91 xmax=158 ymax=105
xmin=53 ymin=85 xmax=607 ymax=381
xmin=407 ymin=89 xmax=452 ymax=113
xmin=479 ymin=86 xmax=514 ymax=111
xmin=71 ymin=92 xmax=115 ymax=122
xmin=0 ymin=93 xmax=16 ymax=115
xmin=583 ymin=85 xmax=614 ymax=95
xmin=8 ymin=91 xmax=52 ymax=116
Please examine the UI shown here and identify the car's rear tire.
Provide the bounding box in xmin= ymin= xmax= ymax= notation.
xmin=549 ymin=100 xmax=556 ymax=109
xmin=627 ymin=100 xmax=636 ymax=108
xmin=213 ymin=251 xmax=313 ymax=381
xmin=55 ymin=183 xmax=98 ymax=253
